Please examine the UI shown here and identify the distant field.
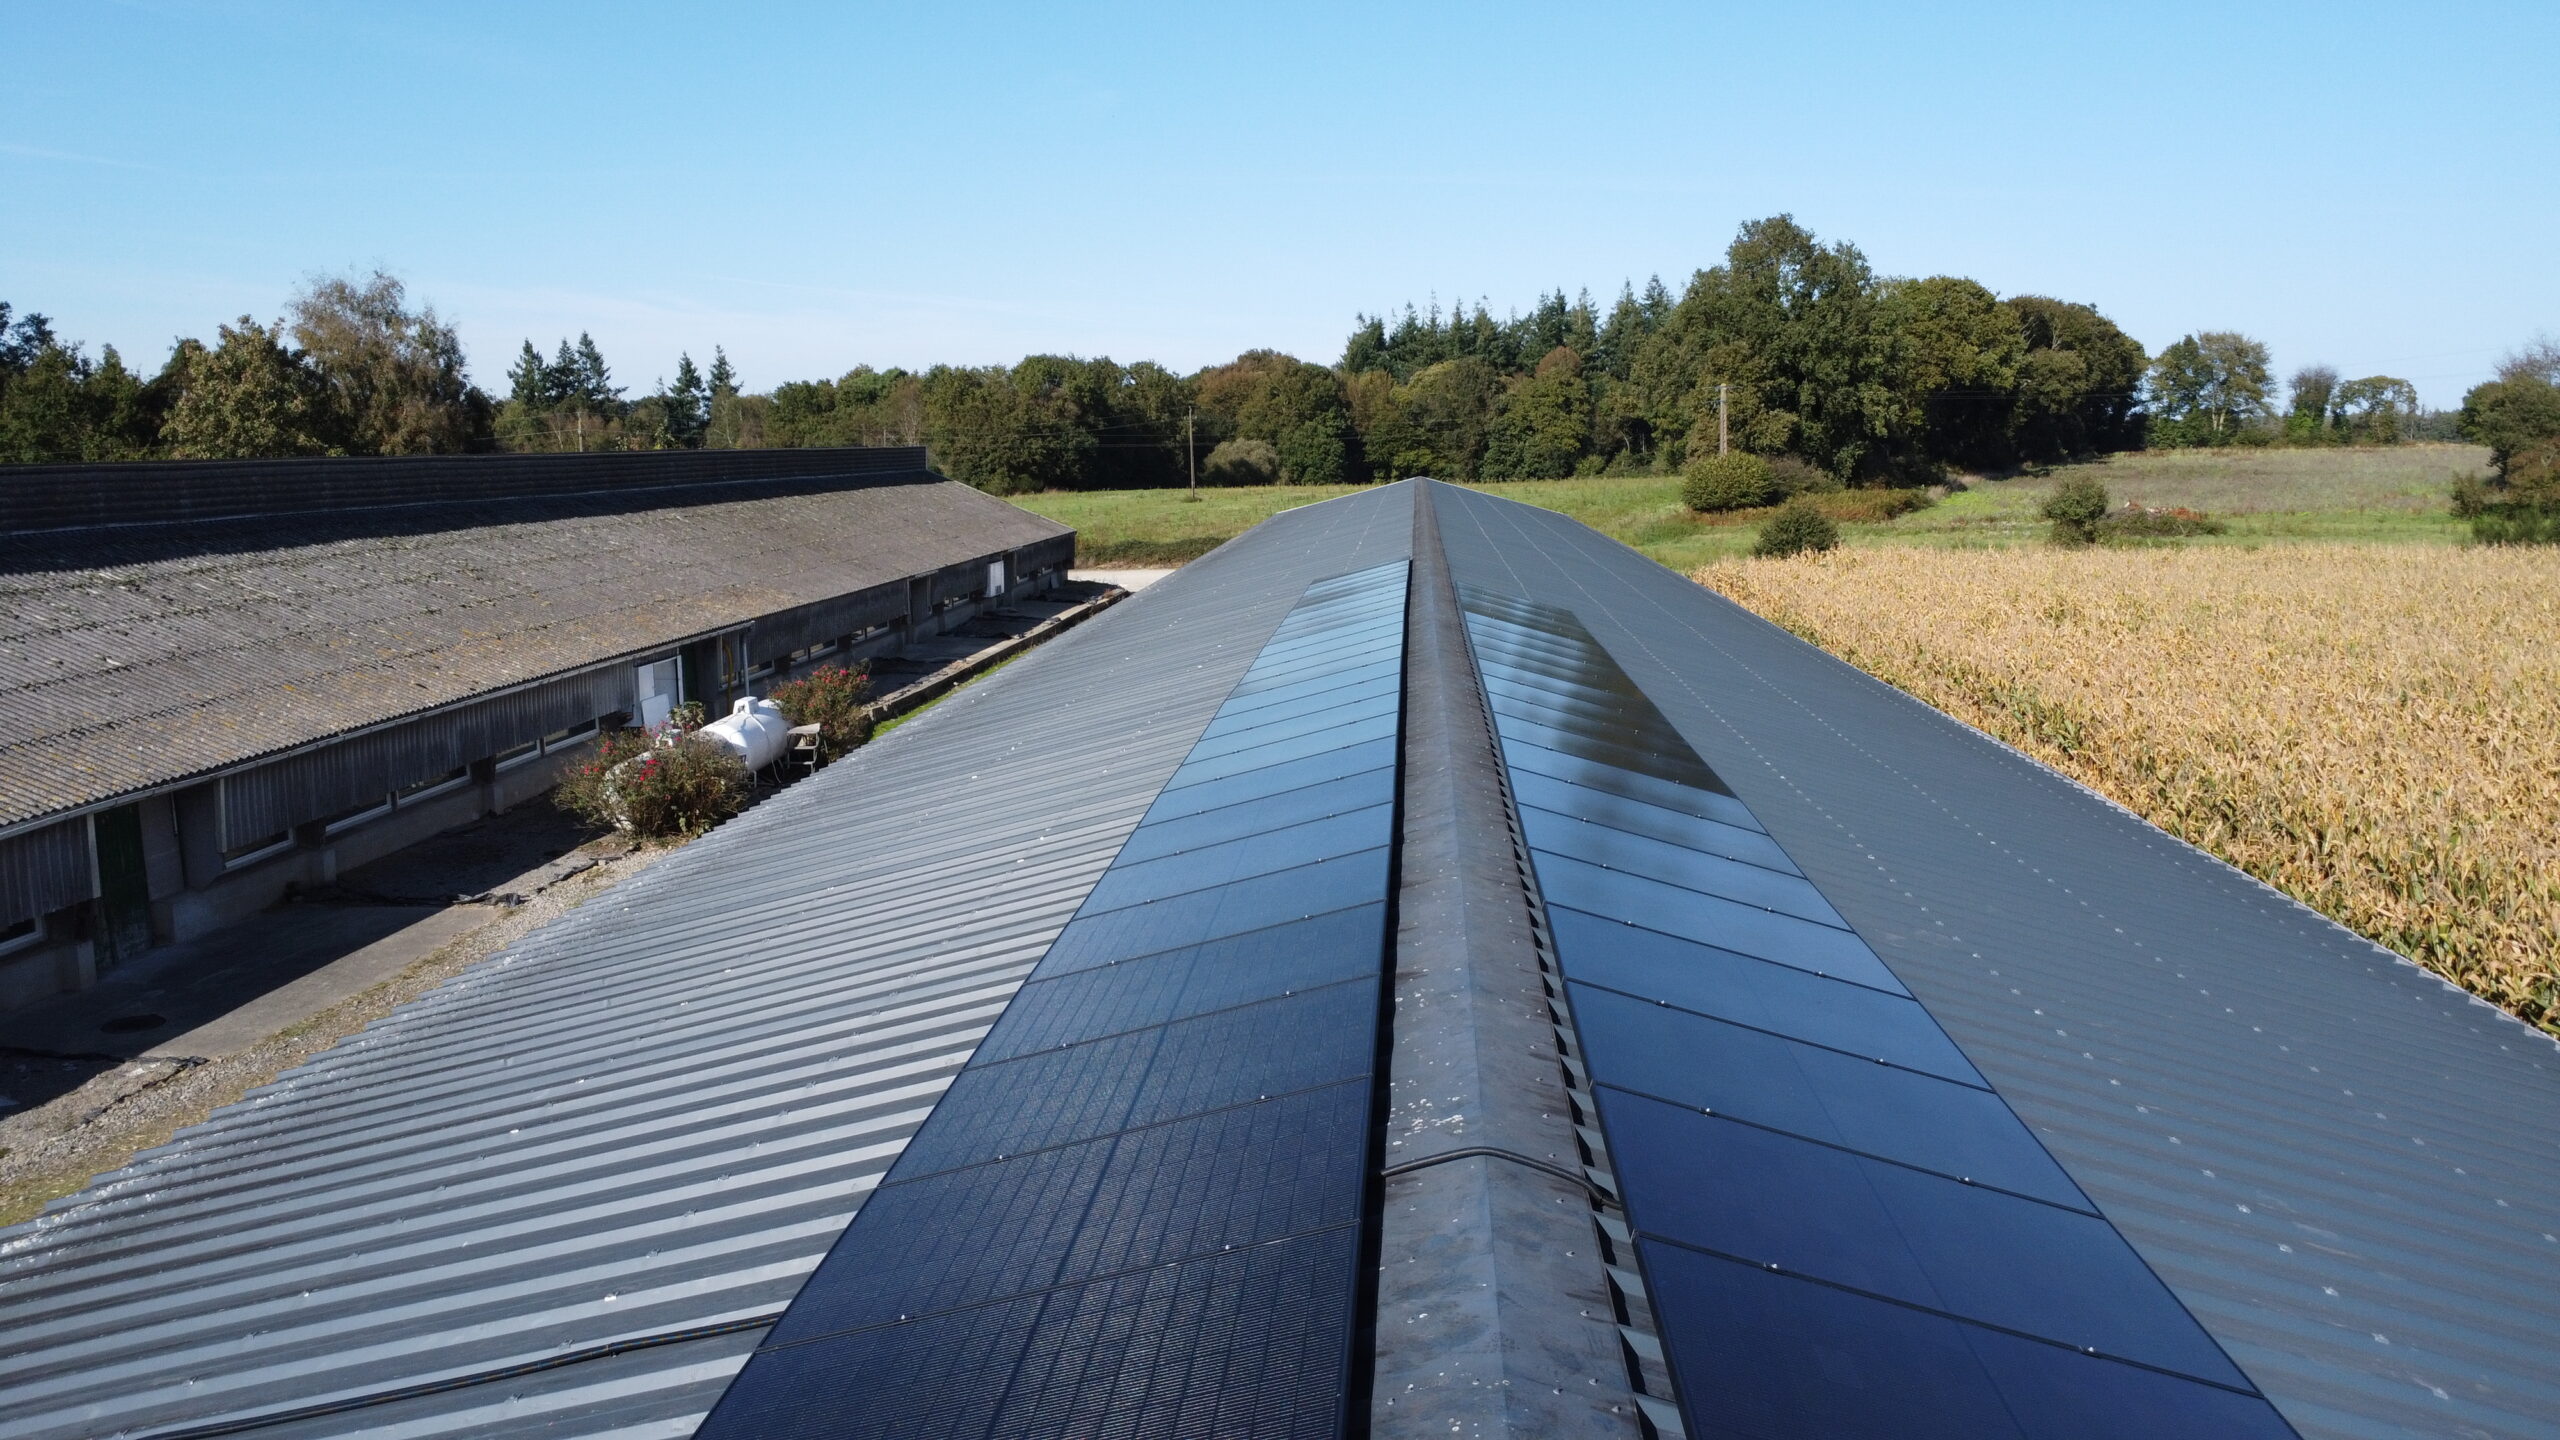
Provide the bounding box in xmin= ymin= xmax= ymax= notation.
xmin=1016 ymin=444 xmax=2488 ymax=569
xmin=1911 ymin=443 xmax=2486 ymax=550
xmin=1700 ymin=543 xmax=2560 ymax=1038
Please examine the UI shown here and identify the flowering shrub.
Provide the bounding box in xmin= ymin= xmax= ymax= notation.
xmin=555 ymin=715 xmax=746 ymax=839
xmin=2097 ymin=503 xmax=2228 ymax=539
xmin=769 ymin=663 xmax=875 ymax=761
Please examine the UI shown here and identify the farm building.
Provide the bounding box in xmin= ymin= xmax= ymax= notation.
xmin=1 ymin=480 xmax=2553 ymax=1439
xmin=0 ymin=447 xmax=1072 ymax=1011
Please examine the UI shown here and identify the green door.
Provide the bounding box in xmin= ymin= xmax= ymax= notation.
xmin=93 ymin=804 xmax=154 ymax=969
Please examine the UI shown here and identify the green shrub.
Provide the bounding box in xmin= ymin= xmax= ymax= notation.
xmin=2472 ymin=506 xmax=2560 ymax=546
xmin=1765 ymin=454 xmax=1839 ymax=497
xmin=1817 ymin=488 xmax=1933 ymax=523
xmin=556 ymin=729 xmax=747 ymax=839
xmin=1202 ymin=437 xmax=1280 ymax=487
xmin=2511 ymin=437 xmax=2560 ymax=508
xmin=2450 ymin=471 xmax=2493 ymax=518
xmin=1683 ymin=452 xmax=1775 ymax=512
xmin=1752 ymin=497 xmax=1840 ymax=558
xmin=2041 ymin=476 xmax=2110 ymax=545
xmin=769 ymin=663 xmax=875 ymax=760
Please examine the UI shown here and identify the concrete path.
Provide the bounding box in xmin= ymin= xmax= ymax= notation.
xmin=0 ymin=805 xmax=626 ymax=1075
xmin=0 ymin=905 xmax=496 ymax=1064
xmin=1072 ymin=567 xmax=1174 ymax=591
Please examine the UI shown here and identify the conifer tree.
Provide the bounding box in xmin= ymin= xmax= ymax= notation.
xmin=663 ymin=352 xmax=708 ymax=448
xmin=507 ymin=341 xmax=550 ymax=409
xmin=550 ymin=338 xmax=580 ymax=405
xmin=572 ymin=333 xmax=621 ymax=411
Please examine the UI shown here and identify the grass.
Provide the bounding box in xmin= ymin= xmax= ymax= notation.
xmin=1013 ymin=444 xmax=2490 ymax=570
xmin=1905 ymin=443 xmax=2486 ymax=550
xmin=1698 ymin=543 xmax=2560 ymax=1038
xmin=1013 ymin=484 xmax=1373 ymax=565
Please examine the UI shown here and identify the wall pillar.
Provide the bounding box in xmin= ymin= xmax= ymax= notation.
xmin=470 ymin=755 xmax=501 ymax=817
xmin=174 ymin=782 xmax=224 ymax=891
xmin=292 ymin=820 xmax=337 ymax=886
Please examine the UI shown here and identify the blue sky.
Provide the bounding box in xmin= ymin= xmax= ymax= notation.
xmin=5 ymin=1 xmax=2552 ymax=405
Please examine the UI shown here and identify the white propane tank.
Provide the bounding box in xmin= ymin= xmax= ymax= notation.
xmin=698 ymin=696 xmax=792 ymax=771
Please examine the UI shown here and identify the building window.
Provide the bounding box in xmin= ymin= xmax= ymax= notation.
xmin=543 ymin=719 xmax=600 ymax=753
xmin=787 ymin=641 xmax=839 ymax=667
xmin=395 ymin=767 xmax=471 ymax=804
xmin=634 ymin=657 xmax=682 ymax=730
xmin=222 ymin=831 xmax=293 ymax=867
xmin=322 ymin=795 xmax=395 ymax=836
xmin=0 ymin=915 xmax=42 ymax=957
xmin=494 ymin=739 xmax=541 ymax=770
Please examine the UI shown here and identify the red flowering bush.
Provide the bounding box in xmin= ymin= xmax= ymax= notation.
xmin=555 ymin=716 xmax=746 ymax=839
xmin=768 ymin=663 xmax=875 ymax=761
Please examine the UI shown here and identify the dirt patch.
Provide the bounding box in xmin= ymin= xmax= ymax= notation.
xmin=0 ymin=841 xmax=675 ymax=1229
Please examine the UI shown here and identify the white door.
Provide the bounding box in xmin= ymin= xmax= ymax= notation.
xmin=635 ymin=657 xmax=681 ymax=729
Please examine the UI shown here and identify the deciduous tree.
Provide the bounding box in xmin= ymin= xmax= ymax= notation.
xmin=161 ymin=317 xmax=336 ymax=459
xmin=288 ymin=270 xmax=482 ymax=453
xmin=2146 ymin=331 xmax=2272 ymax=444
xmin=2332 ymin=376 xmax=2418 ymax=444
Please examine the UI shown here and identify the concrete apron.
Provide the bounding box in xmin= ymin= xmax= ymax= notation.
xmin=0 ymin=903 xmax=498 ymax=1063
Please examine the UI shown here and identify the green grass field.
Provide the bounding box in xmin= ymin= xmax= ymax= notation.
xmin=1014 ymin=443 xmax=2490 ymax=571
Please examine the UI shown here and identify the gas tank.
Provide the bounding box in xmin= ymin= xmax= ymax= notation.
xmin=696 ymin=696 xmax=792 ymax=771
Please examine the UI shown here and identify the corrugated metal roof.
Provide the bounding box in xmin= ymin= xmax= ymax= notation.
xmin=15 ymin=477 xmax=2552 ymax=1439
xmin=0 ymin=467 xmax=1069 ymax=832
xmin=0 ymin=487 xmax=1415 ymax=1440
xmin=1426 ymin=482 xmax=2560 ymax=1440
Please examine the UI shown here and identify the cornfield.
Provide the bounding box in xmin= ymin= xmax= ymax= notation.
xmin=1697 ymin=544 xmax=2560 ymax=1037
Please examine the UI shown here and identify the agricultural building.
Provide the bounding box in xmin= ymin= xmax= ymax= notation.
xmin=1 ymin=481 xmax=2553 ymax=1439
xmin=0 ymin=447 xmax=1071 ymax=1010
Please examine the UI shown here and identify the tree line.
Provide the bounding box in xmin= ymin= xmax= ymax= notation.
xmin=0 ymin=275 xmax=486 ymax=463
xmin=760 ymin=216 xmax=2160 ymax=491
xmin=0 ymin=218 xmax=2490 ymax=489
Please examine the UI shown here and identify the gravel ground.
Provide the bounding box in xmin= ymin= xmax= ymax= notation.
xmin=0 ymin=838 xmax=674 ymax=1229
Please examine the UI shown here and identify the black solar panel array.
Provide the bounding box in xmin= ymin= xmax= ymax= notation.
xmin=696 ymin=561 xmax=1408 ymax=1440
xmin=1455 ymin=586 xmax=2301 ymax=1440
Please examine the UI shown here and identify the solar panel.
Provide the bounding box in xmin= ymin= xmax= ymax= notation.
xmin=1455 ymin=585 xmax=2299 ymax=1439
xmin=1547 ymin=908 xmax=1981 ymax=1084
xmin=697 ymin=561 xmax=1408 ymax=1439
xmin=1638 ymin=1242 xmax=2300 ymax=1440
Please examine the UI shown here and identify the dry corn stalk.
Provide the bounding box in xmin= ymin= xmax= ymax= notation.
xmin=1697 ymin=544 xmax=2560 ymax=1038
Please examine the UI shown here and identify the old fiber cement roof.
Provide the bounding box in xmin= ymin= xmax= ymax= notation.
xmin=1426 ymin=482 xmax=2560 ymax=1440
xmin=0 ymin=458 xmax=1068 ymax=833
xmin=0 ymin=485 xmax=1414 ymax=1440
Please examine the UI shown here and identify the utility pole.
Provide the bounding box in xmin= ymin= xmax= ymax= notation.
xmin=1718 ymin=383 xmax=1730 ymax=455
xmin=1187 ymin=410 xmax=1197 ymax=496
